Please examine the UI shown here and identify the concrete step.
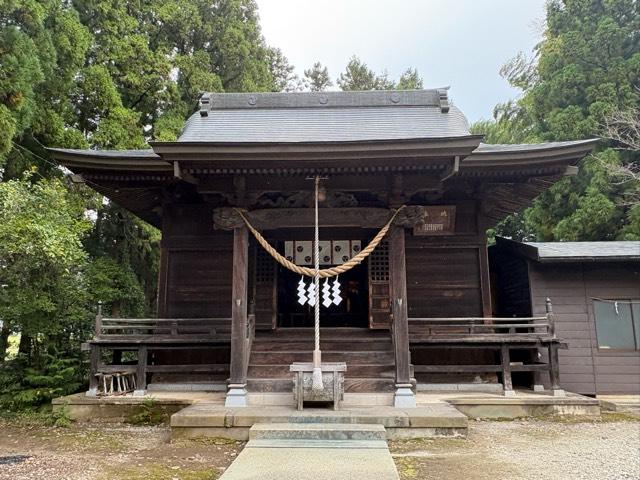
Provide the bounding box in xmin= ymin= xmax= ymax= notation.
xmin=249 ymin=422 xmax=386 ymax=441
xmin=170 ymin=403 xmax=469 ymax=441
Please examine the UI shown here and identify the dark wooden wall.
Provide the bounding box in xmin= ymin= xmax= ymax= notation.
xmin=405 ymin=200 xmax=489 ymax=318
xmin=528 ymin=262 xmax=640 ymax=395
xmin=157 ymin=199 xmax=491 ymax=321
xmin=158 ymin=204 xmax=233 ymax=318
xmin=406 ymin=240 xmax=484 ymax=317
xmin=406 ymin=200 xmax=495 ymax=375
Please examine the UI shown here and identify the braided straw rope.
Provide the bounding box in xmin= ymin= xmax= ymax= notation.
xmin=234 ymin=205 xmax=406 ymax=278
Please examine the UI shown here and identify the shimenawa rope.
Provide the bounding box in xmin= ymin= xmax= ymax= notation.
xmin=234 ymin=205 xmax=406 ymax=279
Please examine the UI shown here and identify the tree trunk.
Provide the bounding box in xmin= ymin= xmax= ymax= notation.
xmin=18 ymin=333 xmax=32 ymax=359
xmin=0 ymin=324 xmax=10 ymax=362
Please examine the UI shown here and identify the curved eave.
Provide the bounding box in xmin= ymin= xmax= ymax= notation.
xmin=48 ymin=148 xmax=171 ymax=172
xmin=460 ymin=139 xmax=598 ymax=175
xmin=149 ymin=135 xmax=484 ymax=163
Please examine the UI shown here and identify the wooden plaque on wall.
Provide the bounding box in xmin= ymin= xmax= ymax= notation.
xmin=412 ymin=206 xmax=456 ymax=236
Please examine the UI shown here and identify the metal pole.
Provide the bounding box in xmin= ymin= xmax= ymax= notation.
xmin=312 ymin=175 xmax=323 ymax=391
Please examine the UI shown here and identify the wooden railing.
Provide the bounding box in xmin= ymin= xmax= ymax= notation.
xmin=96 ymin=317 xmax=231 ymax=339
xmin=408 ymin=298 xmax=557 ymax=340
xmin=408 ymin=316 xmax=554 ymax=339
xmin=87 ymin=304 xmax=236 ymax=396
xmin=407 ymin=299 xmax=564 ymax=395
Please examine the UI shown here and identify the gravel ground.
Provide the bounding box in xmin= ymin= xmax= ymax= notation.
xmin=0 ymin=413 xmax=638 ymax=479
xmin=390 ymin=413 xmax=640 ymax=480
xmin=0 ymin=420 xmax=242 ymax=480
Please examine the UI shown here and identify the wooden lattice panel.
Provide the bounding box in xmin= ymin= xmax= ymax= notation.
xmin=256 ymin=246 xmax=275 ymax=283
xmin=369 ymin=240 xmax=390 ymax=282
xmin=368 ymin=240 xmax=391 ymax=328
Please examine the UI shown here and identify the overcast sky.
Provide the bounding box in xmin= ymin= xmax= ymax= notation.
xmin=256 ymin=0 xmax=546 ymax=122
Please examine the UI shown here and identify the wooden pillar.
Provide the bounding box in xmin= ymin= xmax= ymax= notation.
xmin=156 ymin=244 xmax=169 ymax=317
xmin=479 ymin=243 xmax=493 ymax=318
xmin=87 ymin=345 xmax=100 ymax=396
xmin=389 ymin=226 xmax=415 ymax=407
xmin=500 ymin=344 xmax=515 ymax=396
xmin=226 ymin=226 xmax=250 ymax=406
xmin=548 ymin=343 xmax=565 ymax=396
xmin=134 ymin=345 xmax=148 ymax=395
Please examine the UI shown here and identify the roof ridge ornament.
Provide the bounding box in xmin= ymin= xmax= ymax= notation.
xmin=199 ymin=93 xmax=211 ymax=117
xmin=437 ymin=87 xmax=450 ymax=113
xmin=196 ymin=89 xmax=451 ymax=110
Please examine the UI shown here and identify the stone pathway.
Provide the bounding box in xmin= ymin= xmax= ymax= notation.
xmin=219 ymin=423 xmax=399 ymax=480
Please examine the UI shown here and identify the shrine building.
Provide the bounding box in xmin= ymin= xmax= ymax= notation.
xmin=50 ymin=89 xmax=598 ymax=407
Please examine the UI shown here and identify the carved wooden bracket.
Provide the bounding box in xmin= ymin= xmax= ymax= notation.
xmin=213 ymin=206 xmax=440 ymax=231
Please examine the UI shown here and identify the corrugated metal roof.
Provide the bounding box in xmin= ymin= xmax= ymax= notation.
xmin=525 ymin=241 xmax=640 ymax=262
xmin=178 ymin=104 xmax=470 ymax=143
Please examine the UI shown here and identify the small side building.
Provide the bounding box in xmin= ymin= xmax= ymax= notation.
xmin=491 ymin=238 xmax=640 ymax=395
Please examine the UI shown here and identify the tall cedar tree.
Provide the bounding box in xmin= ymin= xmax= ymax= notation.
xmin=0 ymin=0 xmax=290 ymax=368
xmin=473 ymin=0 xmax=639 ymax=241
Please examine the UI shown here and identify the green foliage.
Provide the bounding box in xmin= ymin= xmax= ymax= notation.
xmin=0 ymin=354 xmax=84 ymax=411
xmin=397 ymin=68 xmax=424 ymax=90
xmin=0 ymin=1 xmax=287 ymax=410
xmin=336 ymin=56 xmax=425 ymax=91
xmin=126 ymin=398 xmax=169 ymax=426
xmin=304 ymin=62 xmax=333 ymax=92
xmin=86 ymin=258 xmax=146 ymax=318
xmin=0 ymin=176 xmax=92 ymax=347
xmin=50 ymin=402 xmax=73 ymax=427
xmin=475 ymin=0 xmax=639 ymax=240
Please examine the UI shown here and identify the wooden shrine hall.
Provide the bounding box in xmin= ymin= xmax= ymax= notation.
xmin=51 ymin=90 xmax=597 ymax=407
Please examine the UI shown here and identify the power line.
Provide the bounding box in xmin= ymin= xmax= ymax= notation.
xmin=10 ymin=141 xmax=105 ymax=192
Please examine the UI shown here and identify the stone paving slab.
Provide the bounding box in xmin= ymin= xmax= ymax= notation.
xmin=219 ymin=444 xmax=399 ymax=480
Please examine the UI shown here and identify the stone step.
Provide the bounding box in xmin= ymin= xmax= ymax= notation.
xmin=170 ymin=403 xmax=469 ymax=441
xmin=247 ymin=377 xmax=396 ymax=393
xmin=244 ymin=438 xmax=389 ymax=449
xmin=249 ymin=422 xmax=387 ymax=441
xmin=250 ymin=351 xmax=395 ymax=365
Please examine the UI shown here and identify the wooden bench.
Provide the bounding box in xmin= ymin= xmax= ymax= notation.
xmin=408 ymin=300 xmax=567 ymax=395
xmin=86 ymin=309 xmax=234 ymax=396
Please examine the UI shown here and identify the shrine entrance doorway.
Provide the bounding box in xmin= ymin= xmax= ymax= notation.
xmin=276 ymin=260 xmax=369 ymax=328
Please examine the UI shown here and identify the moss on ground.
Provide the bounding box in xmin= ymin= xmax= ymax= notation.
xmin=388 ymin=436 xmax=466 ymax=454
xmin=110 ymin=463 xmax=219 ymax=480
xmin=394 ymin=457 xmax=418 ymax=479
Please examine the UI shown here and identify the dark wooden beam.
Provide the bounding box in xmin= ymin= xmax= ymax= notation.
xmin=390 ymin=227 xmax=412 ymax=385
xmin=213 ymin=206 xmax=432 ymax=230
xmin=229 ymin=226 xmax=249 ymax=387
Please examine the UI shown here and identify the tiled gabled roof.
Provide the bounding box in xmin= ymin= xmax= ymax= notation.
xmin=177 ymin=89 xmax=471 ymax=143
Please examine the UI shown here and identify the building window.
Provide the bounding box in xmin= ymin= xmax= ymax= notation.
xmin=594 ymin=300 xmax=640 ymax=350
